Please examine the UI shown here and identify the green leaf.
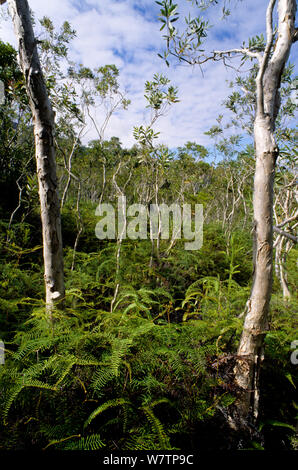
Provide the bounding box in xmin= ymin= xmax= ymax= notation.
xmin=266 ymin=420 xmax=296 ymax=432
xmin=285 ymin=373 xmax=296 ymax=389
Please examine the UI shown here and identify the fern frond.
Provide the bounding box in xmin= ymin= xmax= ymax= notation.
xmin=84 ymin=398 xmax=131 ymax=428
xmin=141 ymin=404 xmax=170 ymax=449
xmin=77 ymin=434 xmax=105 ymax=450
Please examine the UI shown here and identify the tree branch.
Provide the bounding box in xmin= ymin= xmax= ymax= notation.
xmin=276 ymin=211 xmax=298 ymax=228
xmin=256 ymin=0 xmax=277 ymax=116
xmin=273 ymin=226 xmax=297 ymax=243
xmin=213 ymin=48 xmax=262 ymax=62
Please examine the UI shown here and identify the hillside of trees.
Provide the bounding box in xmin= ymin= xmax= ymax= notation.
xmin=0 ymin=0 xmax=297 ymax=453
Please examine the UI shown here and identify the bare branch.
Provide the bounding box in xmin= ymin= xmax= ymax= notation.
xmin=276 ymin=211 xmax=298 ymax=228
xmin=213 ymin=48 xmax=262 ymax=62
xmin=273 ymin=225 xmax=298 ymax=243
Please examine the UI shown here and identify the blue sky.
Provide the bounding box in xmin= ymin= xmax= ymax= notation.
xmin=0 ymin=0 xmax=297 ymax=149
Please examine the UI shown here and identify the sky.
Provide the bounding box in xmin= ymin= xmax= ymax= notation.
xmin=0 ymin=0 xmax=297 ymax=149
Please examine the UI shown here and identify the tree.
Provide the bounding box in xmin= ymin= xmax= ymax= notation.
xmin=3 ymin=0 xmax=65 ymax=311
xmin=158 ymin=0 xmax=297 ymax=425
xmin=133 ymin=73 xmax=179 ymax=265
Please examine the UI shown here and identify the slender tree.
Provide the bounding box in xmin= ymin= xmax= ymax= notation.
xmin=234 ymin=0 xmax=297 ymax=421
xmin=158 ymin=0 xmax=297 ymax=424
xmin=3 ymin=0 xmax=65 ymax=309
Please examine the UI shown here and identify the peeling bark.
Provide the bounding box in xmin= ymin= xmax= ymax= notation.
xmin=234 ymin=0 xmax=297 ymax=421
xmin=6 ymin=0 xmax=65 ymax=310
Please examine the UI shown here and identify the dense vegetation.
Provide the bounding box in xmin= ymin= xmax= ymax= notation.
xmin=0 ymin=9 xmax=297 ymax=452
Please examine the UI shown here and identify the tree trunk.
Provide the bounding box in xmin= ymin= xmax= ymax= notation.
xmin=234 ymin=0 xmax=296 ymax=421
xmin=7 ymin=0 xmax=65 ymax=310
xmin=275 ymin=236 xmax=292 ymax=300
xmin=234 ymin=115 xmax=277 ymax=420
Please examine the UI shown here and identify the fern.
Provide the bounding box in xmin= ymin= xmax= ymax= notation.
xmin=84 ymin=398 xmax=131 ymax=428
xmin=91 ymin=368 xmax=116 ymax=395
xmin=2 ymin=377 xmax=57 ymax=422
xmin=141 ymin=406 xmax=169 ymax=449
xmin=76 ymin=434 xmax=105 ymax=450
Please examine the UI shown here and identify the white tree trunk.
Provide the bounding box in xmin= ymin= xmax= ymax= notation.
xmin=234 ymin=0 xmax=297 ymax=420
xmin=7 ymin=0 xmax=65 ymax=310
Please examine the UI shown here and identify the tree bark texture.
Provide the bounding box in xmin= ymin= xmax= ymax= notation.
xmin=7 ymin=0 xmax=65 ymax=309
xmin=234 ymin=0 xmax=297 ymax=420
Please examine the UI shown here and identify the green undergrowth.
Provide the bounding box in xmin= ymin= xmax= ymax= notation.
xmin=0 ymin=285 xmax=297 ymax=450
xmin=0 ymin=222 xmax=297 ymax=451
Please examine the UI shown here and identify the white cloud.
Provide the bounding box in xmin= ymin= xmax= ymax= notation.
xmin=0 ymin=0 xmax=296 ymax=148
